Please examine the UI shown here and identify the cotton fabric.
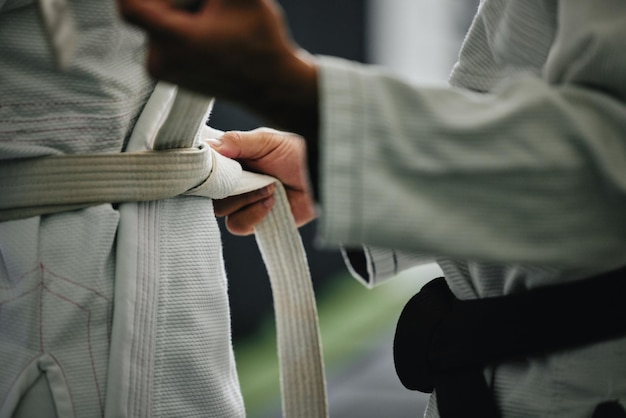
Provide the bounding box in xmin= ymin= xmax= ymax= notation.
xmin=0 ymin=1 xmax=245 ymax=416
xmin=317 ymin=0 xmax=626 ymax=416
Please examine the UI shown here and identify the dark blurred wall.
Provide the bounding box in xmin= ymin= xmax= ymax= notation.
xmin=209 ymin=0 xmax=366 ymax=340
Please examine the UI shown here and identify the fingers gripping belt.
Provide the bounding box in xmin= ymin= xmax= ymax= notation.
xmin=0 ymin=83 xmax=329 ymax=418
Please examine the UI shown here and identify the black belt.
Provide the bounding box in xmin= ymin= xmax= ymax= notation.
xmin=393 ymin=267 xmax=626 ymax=418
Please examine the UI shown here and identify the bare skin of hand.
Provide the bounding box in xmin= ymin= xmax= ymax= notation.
xmin=118 ymin=0 xmax=320 ymax=233
xmin=118 ymin=0 xmax=318 ymax=138
xmin=211 ymin=128 xmax=316 ymax=236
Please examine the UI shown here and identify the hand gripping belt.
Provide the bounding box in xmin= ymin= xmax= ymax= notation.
xmin=0 ymin=83 xmax=328 ymax=418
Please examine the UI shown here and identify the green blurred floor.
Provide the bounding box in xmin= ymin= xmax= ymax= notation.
xmin=233 ymin=263 xmax=440 ymax=418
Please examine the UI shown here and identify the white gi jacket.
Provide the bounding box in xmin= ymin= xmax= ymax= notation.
xmin=0 ymin=0 xmax=245 ymax=416
xmin=316 ymin=0 xmax=626 ymax=417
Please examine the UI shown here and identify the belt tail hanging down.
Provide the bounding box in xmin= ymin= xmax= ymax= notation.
xmin=0 ymin=84 xmax=329 ymax=418
xmin=254 ymin=179 xmax=328 ymax=418
xmin=153 ymin=86 xmax=329 ymax=418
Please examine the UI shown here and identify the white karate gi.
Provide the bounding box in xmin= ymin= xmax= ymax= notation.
xmin=0 ymin=1 xmax=245 ymax=416
xmin=316 ymin=0 xmax=626 ymax=416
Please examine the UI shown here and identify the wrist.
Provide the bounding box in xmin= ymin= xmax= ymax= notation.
xmin=244 ymin=47 xmax=319 ymax=141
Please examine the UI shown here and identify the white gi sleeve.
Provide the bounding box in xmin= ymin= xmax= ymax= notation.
xmin=315 ymin=2 xmax=626 ymax=270
xmin=341 ymin=246 xmax=435 ymax=288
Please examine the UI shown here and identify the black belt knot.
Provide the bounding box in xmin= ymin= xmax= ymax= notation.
xmin=393 ymin=267 xmax=626 ymax=418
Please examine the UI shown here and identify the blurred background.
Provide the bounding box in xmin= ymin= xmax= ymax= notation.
xmin=208 ymin=1 xmax=479 ymax=417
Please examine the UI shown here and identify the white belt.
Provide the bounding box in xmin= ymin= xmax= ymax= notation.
xmin=0 ymin=83 xmax=328 ymax=418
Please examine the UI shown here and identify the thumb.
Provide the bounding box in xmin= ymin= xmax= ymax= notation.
xmin=207 ymin=131 xmax=244 ymax=159
xmin=209 ymin=129 xmax=277 ymax=160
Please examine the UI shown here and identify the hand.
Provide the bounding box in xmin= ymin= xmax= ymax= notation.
xmin=118 ymin=0 xmax=318 ymax=135
xmin=211 ymin=128 xmax=316 ymax=235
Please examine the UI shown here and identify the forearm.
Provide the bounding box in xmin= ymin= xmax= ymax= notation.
xmin=118 ymin=0 xmax=321 ymax=143
xmin=239 ymin=49 xmax=322 ymax=196
xmin=243 ymin=50 xmax=319 ymax=138
xmin=315 ymin=56 xmax=626 ymax=269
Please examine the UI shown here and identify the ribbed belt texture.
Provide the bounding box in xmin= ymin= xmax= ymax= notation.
xmin=0 ymin=84 xmax=329 ymax=418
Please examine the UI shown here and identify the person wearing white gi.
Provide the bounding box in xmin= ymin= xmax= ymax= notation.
xmin=119 ymin=0 xmax=626 ymax=417
xmin=0 ymin=0 xmax=245 ymax=416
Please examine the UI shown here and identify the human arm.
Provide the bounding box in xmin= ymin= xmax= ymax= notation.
xmin=117 ymin=0 xmax=319 ymax=142
xmin=213 ymin=25 xmax=626 ymax=272
xmin=122 ymin=0 xmax=626 ymax=270
xmin=210 ymin=127 xmax=436 ymax=288
xmin=315 ymin=49 xmax=626 ymax=270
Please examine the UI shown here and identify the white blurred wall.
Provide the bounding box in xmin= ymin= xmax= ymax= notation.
xmin=366 ymin=0 xmax=478 ymax=85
